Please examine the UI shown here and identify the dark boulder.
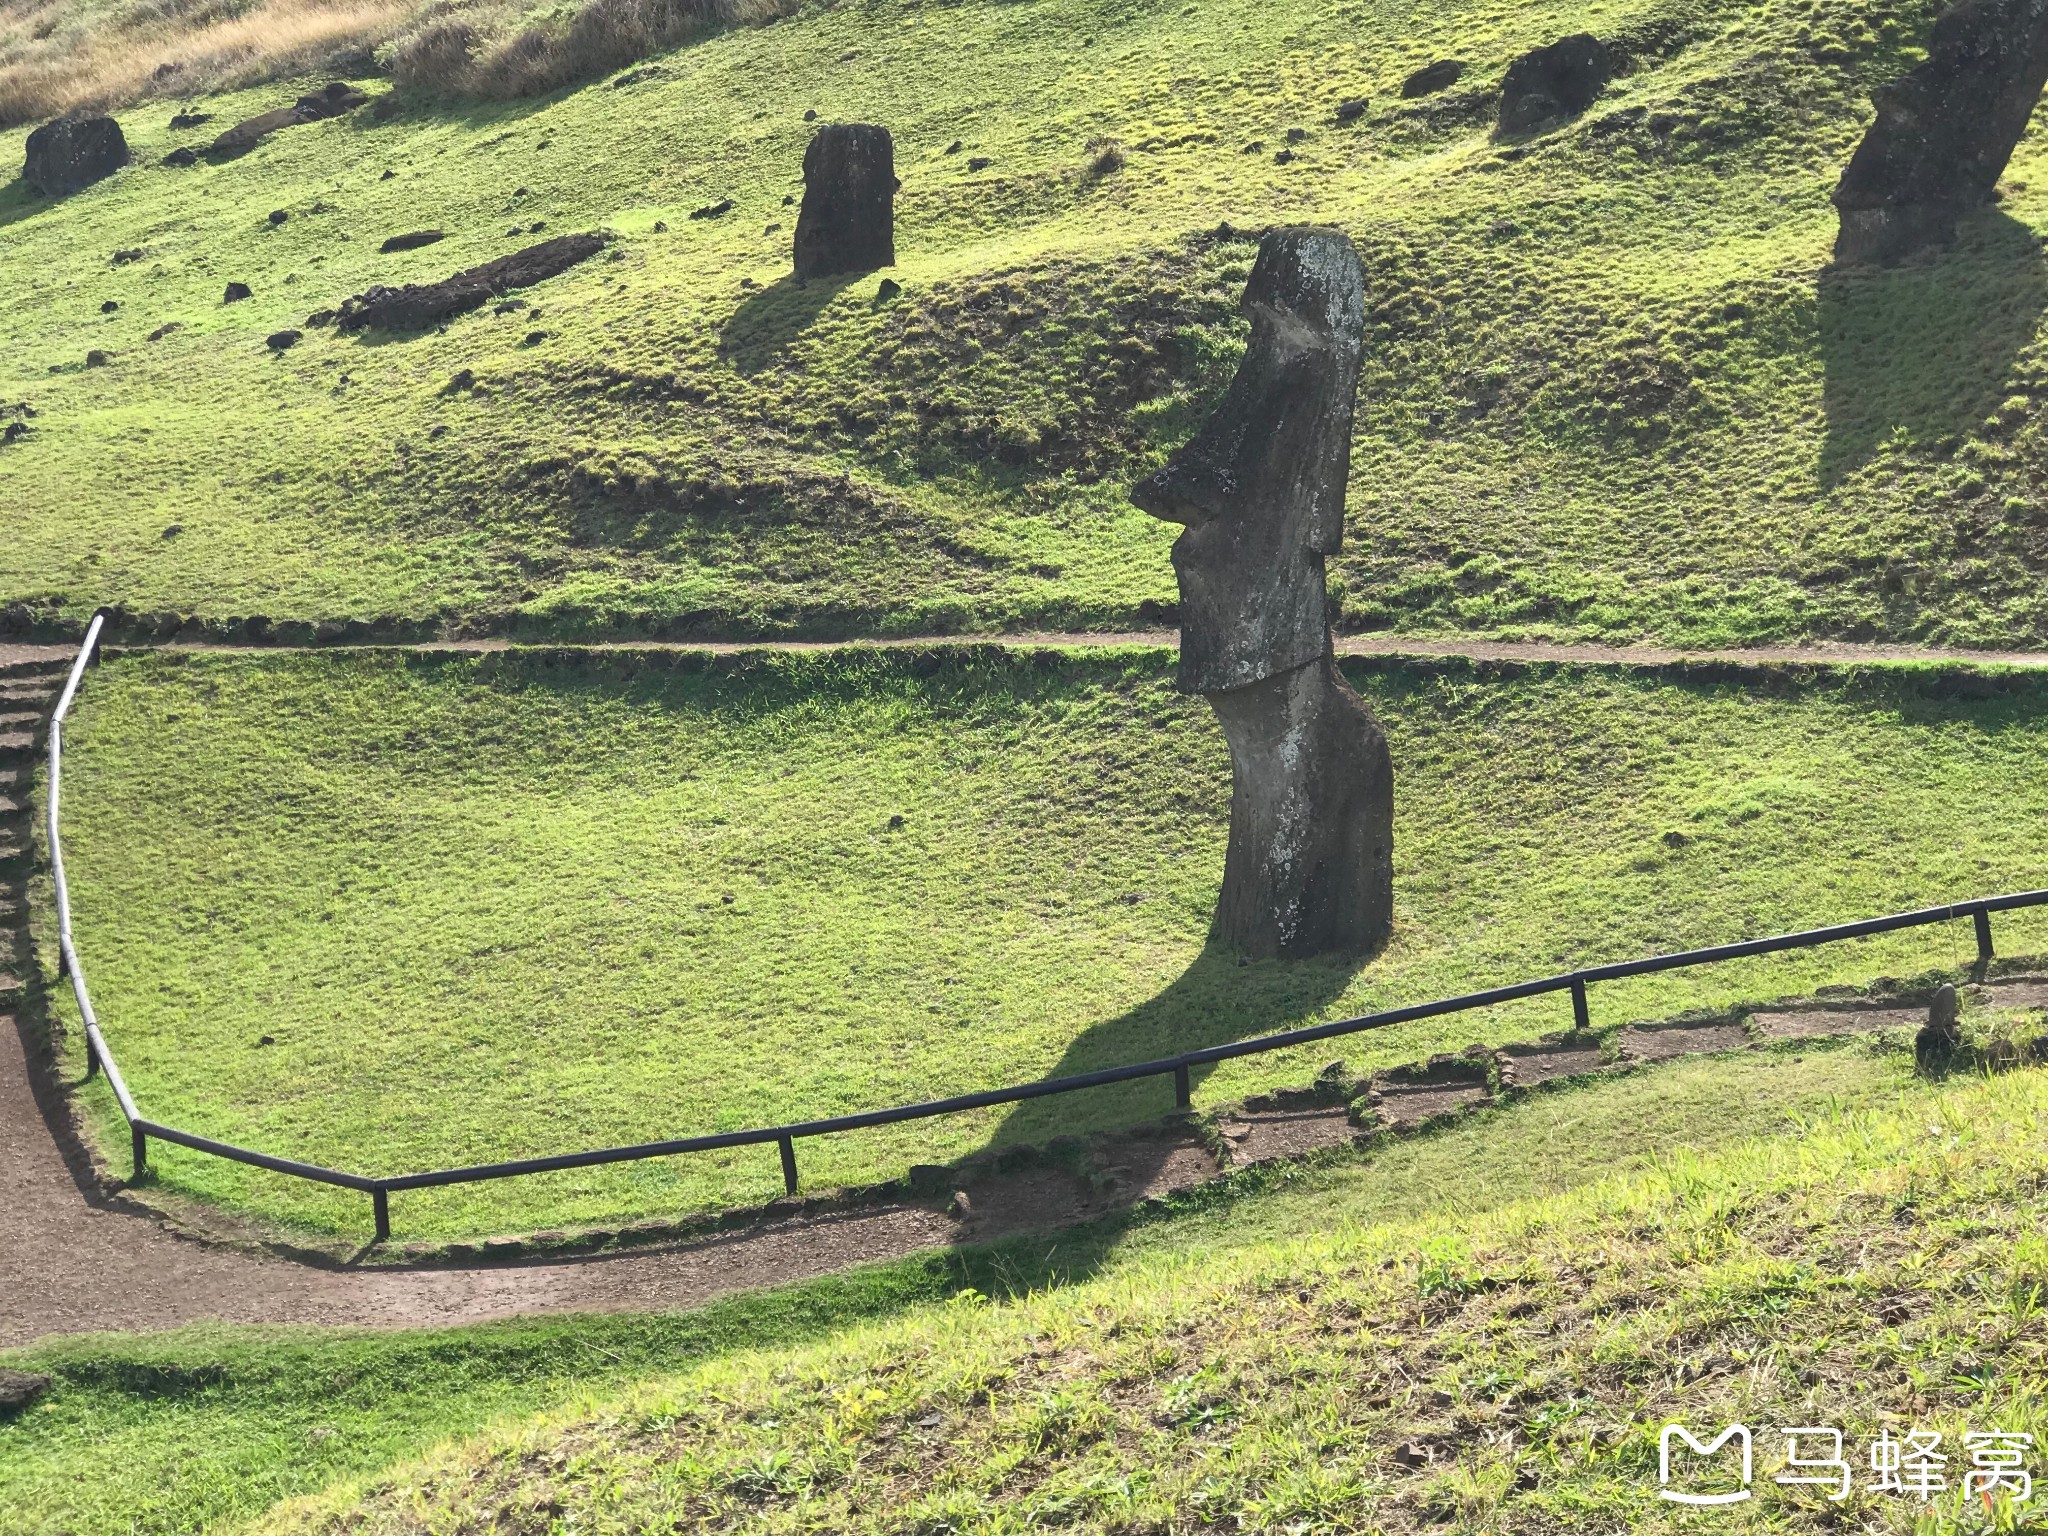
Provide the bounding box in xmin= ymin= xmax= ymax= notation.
xmin=169 ymin=111 xmax=213 ymax=128
xmin=335 ymin=232 xmax=607 ymax=332
xmin=690 ymin=198 xmax=734 ymax=220
xmin=1833 ymin=0 xmax=2048 ymax=265
xmin=793 ymin=123 xmax=897 ymax=279
xmin=223 ymin=282 xmax=252 ymax=303
xmin=163 ymin=147 xmax=198 ymax=167
xmin=1401 ymin=59 xmax=1467 ymax=97
xmin=1334 ymin=96 xmax=1370 ymax=122
xmin=380 ymin=230 xmax=446 ymax=253
xmin=0 ymin=1369 xmax=50 ymax=1412
xmin=1497 ymin=34 xmax=1613 ymax=135
xmin=268 ymin=208 xmax=289 ymax=225
xmin=266 ymin=329 xmax=303 ymax=350
xmin=22 ymin=116 xmax=129 ymax=196
xmin=85 ymin=349 xmax=110 ymax=367
xmin=209 ymin=82 xmax=367 ymax=155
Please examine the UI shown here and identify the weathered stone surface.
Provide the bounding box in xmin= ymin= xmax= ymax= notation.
xmin=1402 ymin=59 xmax=1467 ymax=97
xmin=0 ymin=1368 xmax=50 ymax=1411
xmin=1833 ymin=0 xmax=2048 ymax=265
xmin=1132 ymin=227 xmax=1393 ymax=959
xmin=379 ymin=229 xmax=445 ymax=253
xmin=209 ymin=82 xmax=367 ymax=155
xmin=794 ymin=124 xmax=897 ymax=279
xmin=22 ymin=116 xmax=128 ymax=196
xmin=1917 ymin=981 xmax=1964 ymax=1063
xmin=1497 ymin=34 xmax=1613 ymax=135
xmin=335 ymin=233 xmax=607 ymax=332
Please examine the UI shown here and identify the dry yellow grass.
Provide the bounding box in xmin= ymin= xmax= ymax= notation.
xmin=0 ymin=0 xmax=408 ymax=126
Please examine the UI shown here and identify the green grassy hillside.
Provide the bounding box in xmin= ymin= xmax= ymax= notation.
xmin=6 ymin=0 xmax=2048 ymax=645
xmin=42 ymin=645 xmax=2048 ymax=1238
xmin=35 ymin=1044 xmax=2033 ymax=1536
xmin=0 ymin=1045 xmax=1946 ymax=1536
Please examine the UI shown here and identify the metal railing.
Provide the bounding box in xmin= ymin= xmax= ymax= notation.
xmin=41 ymin=615 xmax=2048 ymax=1242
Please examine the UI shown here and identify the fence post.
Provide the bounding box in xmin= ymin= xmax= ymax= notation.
xmin=1570 ymin=977 xmax=1591 ymax=1032
xmin=1173 ymin=1064 xmax=1192 ymax=1110
xmin=131 ymin=1124 xmax=147 ymax=1180
xmin=1974 ymin=907 xmax=1995 ymax=977
xmin=372 ymin=1187 xmax=390 ymax=1243
xmin=778 ymin=1135 xmax=798 ymax=1196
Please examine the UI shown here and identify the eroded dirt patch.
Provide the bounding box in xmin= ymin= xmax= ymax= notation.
xmin=1749 ymin=1006 xmax=1921 ymax=1040
xmin=1617 ymin=1019 xmax=1751 ymax=1062
xmin=1497 ymin=1034 xmax=1609 ymax=1088
xmin=1219 ymin=1106 xmax=1359 ymax=1165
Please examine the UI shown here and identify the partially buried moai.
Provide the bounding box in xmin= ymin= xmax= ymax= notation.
xmin=1833 ymin=0 xmax=2048 ymax=265
xmin=1132 ymin=226 xmax=1393 ymax=960
xmin=793 ymin=124 xmax=897 ymax=279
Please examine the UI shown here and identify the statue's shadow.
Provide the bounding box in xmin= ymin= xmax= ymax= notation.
xmin=980 ymin=941 xmax=1366 ymax=1179
xmin=719 ymin=272 xmax=861 ymax=375
xmin=1819 ymin=208 xmax=2048 ymax=487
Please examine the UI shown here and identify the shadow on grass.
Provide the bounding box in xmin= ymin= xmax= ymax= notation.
xmin=720 ymin=272 xmax=860 ymax=374
xmin=1820 ymin=207 xmax=2048 ymax=487
xmin=978 ymin=941 xmax=1365 ymax=1190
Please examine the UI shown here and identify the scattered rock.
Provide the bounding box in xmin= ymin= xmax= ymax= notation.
xmin=690 ymin=198 xmax=734 ymax=220
xmin=1833 ymin=0 xmax=2048 ymax=265
xmin=611 ymin=67 xmax=661 ymax=87
xmin=22 ymin=116 xmax=129 ymax=196
xmin=266 ymin=329 xmax=302 ymax=350
xmin=99 ymin=299 xmax=119 ymax=313
xmin=304 ymin=308 xmax=336 ymax=327
xmin=1402 ymin=59 xmax=1467 ymax=97
xmin=380 ymin=229 xmax=445 ymax=253
xmin=444 ymin=368 xmax=476 ymax=391
xmin=1286 ymin=126 xmax=1307 ymax=142
xmin=335 ymin=232 xmax=607 ymax=332
xmin=111 ymin=248 xmax=144 ymax=264
xmin=210 ymin=81 xmax=368 ymax=154
xmin=1334 ymin=96 xmax=1369 ymax=122
xmin=0 ymin=1369 xmax=50 ymax=1412
xmin=794 ymin=123 xmax=896 ymax=278
xmin=651 ymin=219 xmax=668 ymax=232
xmin=168 ymin=111 xmax=212 ymax=129
xmin=84 ymin=349 xmax=110 ymax=367
xmin=1393 ymin=1440 xmax=1433 ymax=1468
xmin=223 ymin=281 xmax=252 ymax=303
xmin=522 ymin=329 xmax=547 ymax=345
xmin=1241 ymin=141 xmax=1265 ymax=154
xmin=163 ymin=147 xmax=198 ymax=167
xmin=514 ymin=185 xmax=529 ymax=197
xmin=1497 ymin=34 xmax=1613 ymax=135
xmin=949 ymin=1189 xmax=973 ymax=1218
xmin=1 ymin=421 xmax=26 ymax=444
xmin=966 ymin=155 xmax=993 ymax=171
xmin=1274 ymin=148 xmax=1297 ymax=163
xmin=877 ymin=276 xmax=902 ymax=300
xmin=162 ymin=524 xmax=184 ymax=538
xmin=528 ymin=219 xmax=547 ymax=232
xmin=268 ymin=208 xmax=289 ymax=225
xmin=146 ymin=322 xmax=182 ymax=341
xmin=945 ymin=138 xmax=963 ymax=153
xmin=803 ymin=108 xmax=818 ymax=121
xmin=380 ymin=168 xmax=396 ymax=180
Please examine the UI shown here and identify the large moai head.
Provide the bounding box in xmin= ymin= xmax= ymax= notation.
xmin=22 ymin=116 xmax=129 ymax=197
xmin=1834 ymin=0 xmax=2048 ymax=264
xmin=1131 ymin=226 xmax=1366 ymax=695
xmin=793 ymin=124 xmax=897 ymax=280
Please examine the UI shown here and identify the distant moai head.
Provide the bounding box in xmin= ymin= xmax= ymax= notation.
xmin=1131 ymin=226 xmax=1366 ymax=695
xmin=793 ymin=124 xmax=897 ymax=279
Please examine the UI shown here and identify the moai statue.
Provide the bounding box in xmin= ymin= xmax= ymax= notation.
xmin=1834 ymin=0 xmax=2048 ymax=265
xmin=793 ymin=124 xmax=897 ymax=279
xmin=1132 ymin=226 xmax=1393 ymax=960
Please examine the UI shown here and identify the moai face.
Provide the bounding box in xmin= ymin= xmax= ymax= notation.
xmin=1130 ymin=227 xmax=1366 ymax=694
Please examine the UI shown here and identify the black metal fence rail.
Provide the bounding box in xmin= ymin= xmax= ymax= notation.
xmin=43 ymin=616 xmax=2048 ymax=1243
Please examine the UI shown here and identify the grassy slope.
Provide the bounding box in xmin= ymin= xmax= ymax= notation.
xmin=7 ymin=0 xmax=2048 ymax=644
xmin=0 ymin=1045 xmax=1930 ymax=1536
xmin=41 ymin=646 xmax=2048 ymax=1238
xmin=138 ymin=1046 xmax=2048 ymax=1536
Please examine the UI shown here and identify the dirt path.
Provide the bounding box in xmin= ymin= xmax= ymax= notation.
xmin=16 ymin=631 xmax=2048 ymax=670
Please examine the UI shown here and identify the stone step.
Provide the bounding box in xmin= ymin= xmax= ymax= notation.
xmin=0 ymin=659 xmax=69 ymax=682
xmin=0 ymin=733 xmax=34 ymax=756
xmin=0 ymin=712 xmax=41 ymax=732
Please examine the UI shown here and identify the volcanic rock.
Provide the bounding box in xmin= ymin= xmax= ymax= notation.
xmin=1497 ymin=34 xmax=1613 ymax=135
xmin=794 ymin=124 xmax=897 ymax=279
xmin=1131 ymin=228 xmax=1393 ymax=959
xmin=22 ymin=116 xmax=129 ymax=196
xmin=380 ymin=229 xmax=446 ymax=253
xmin=1833 ymin=0 xmax=2048 ymax=265
xmin=1401 ymin=59 xmax=1467 ymax=97
xmin=335 ymin=232 xmax=607 ymax=332
xmin=209 ymin=82 xmax=368 ymax=155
